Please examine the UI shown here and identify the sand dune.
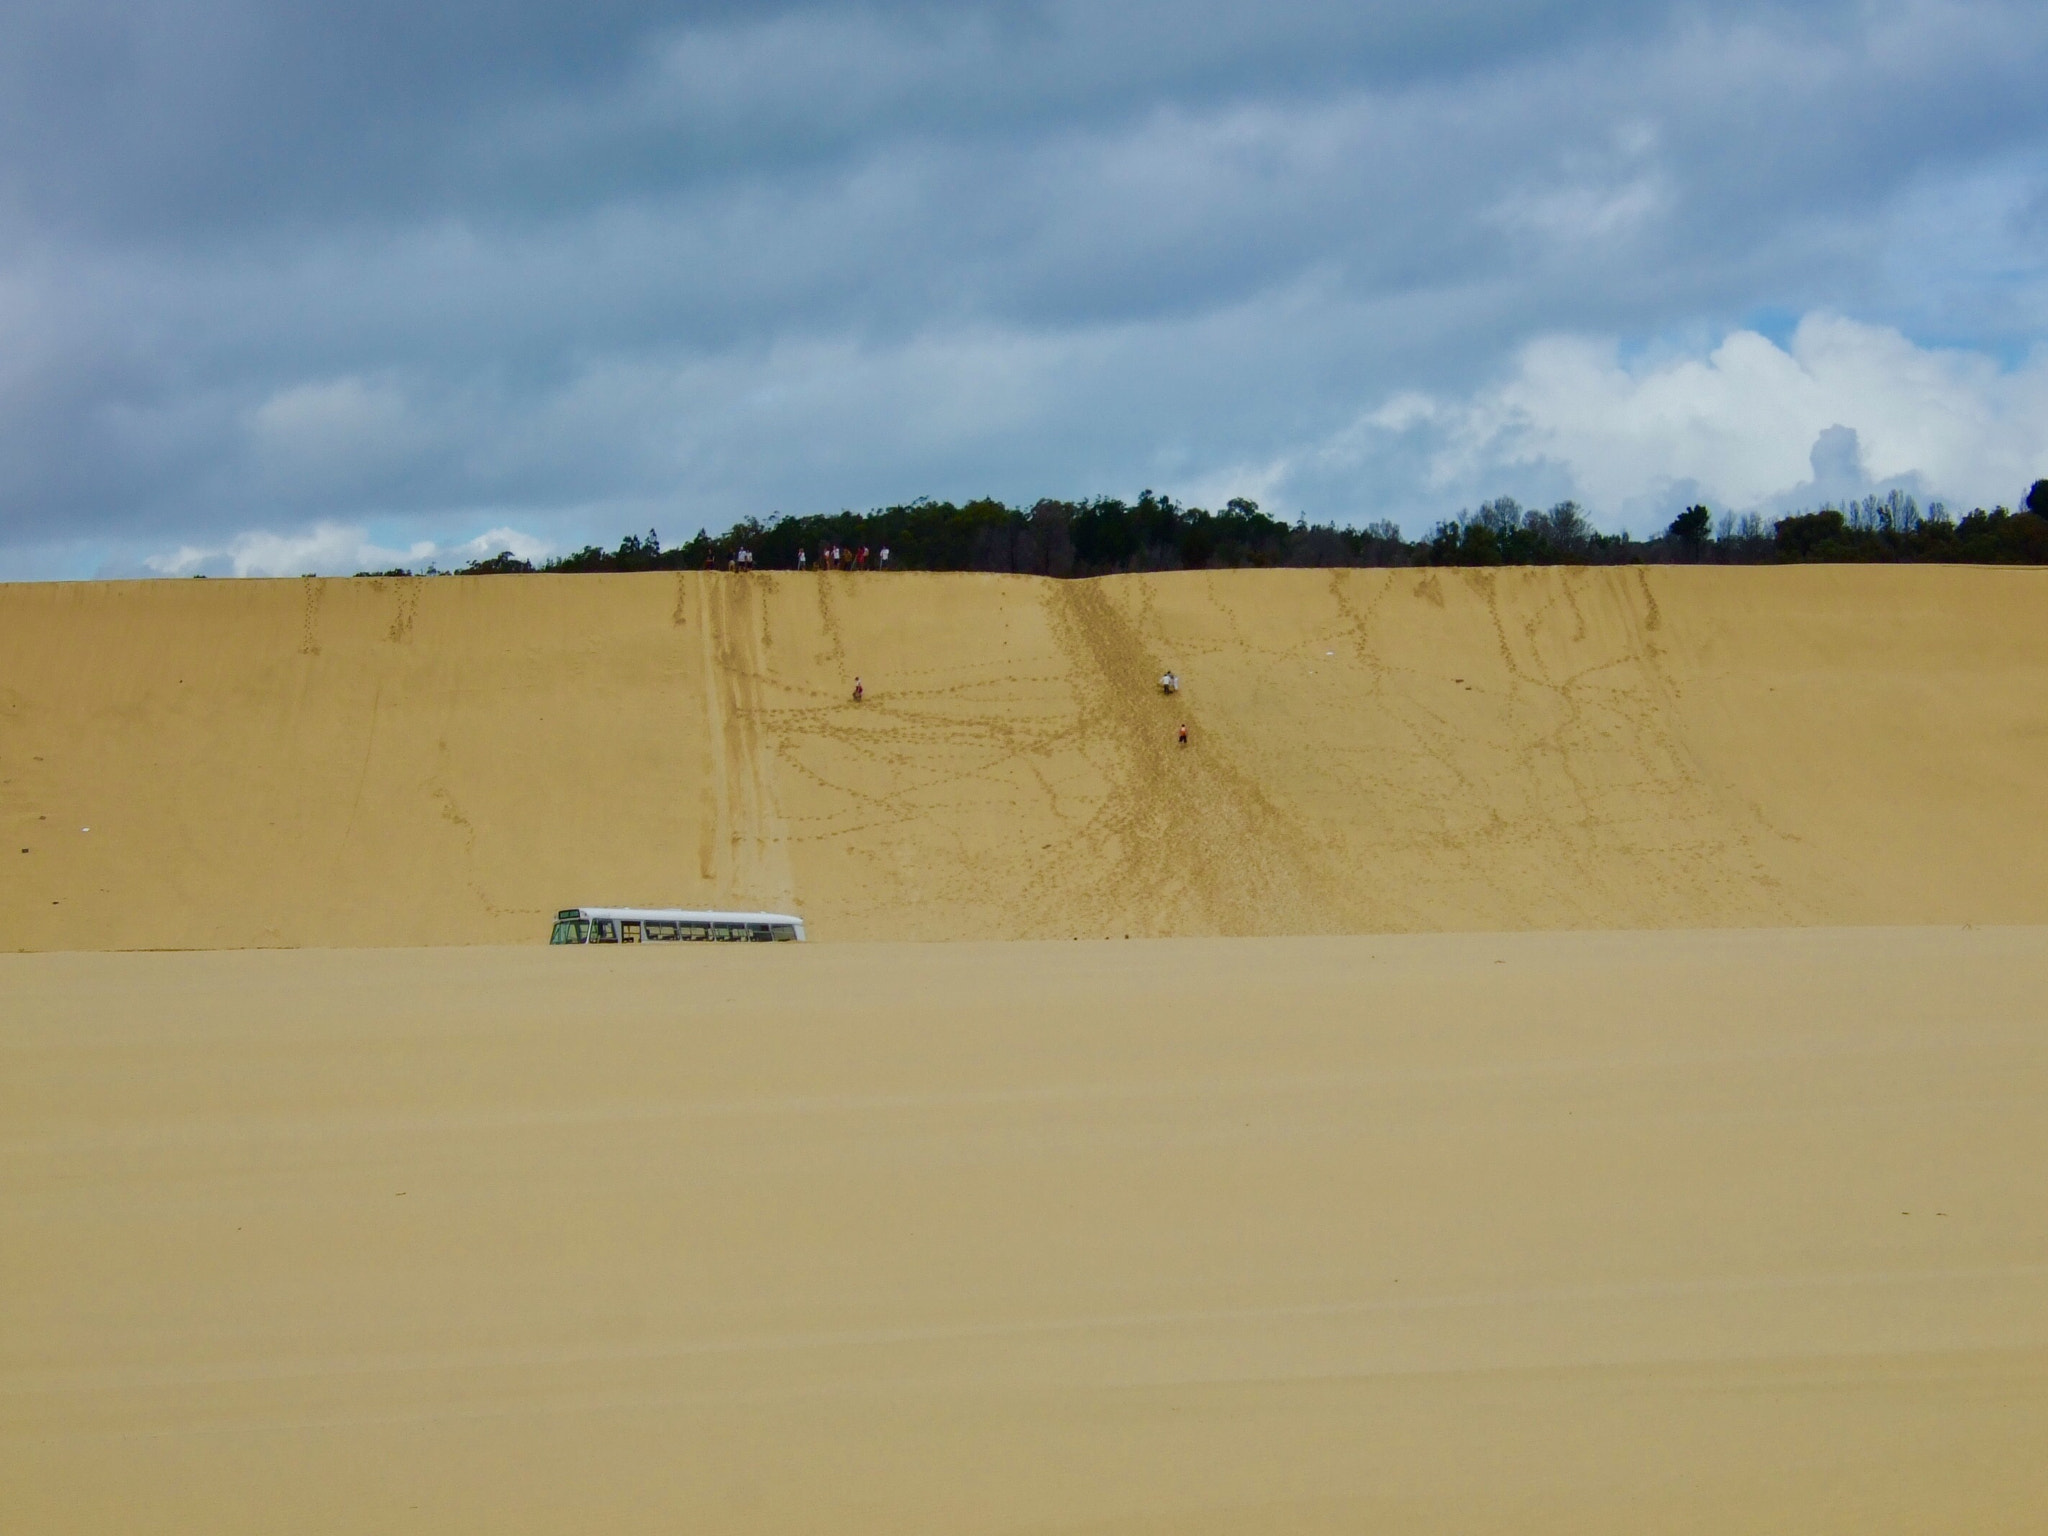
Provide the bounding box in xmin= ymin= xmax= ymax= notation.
xmin=4 ymin=565 xmax=2045 ymax=949
xmin=8 ymin=571 xmax=2047 ymax=1529
xmin=6 ymin=928 xmax=2046 ymax=1532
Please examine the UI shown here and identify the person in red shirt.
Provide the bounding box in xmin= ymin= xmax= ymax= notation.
xmin=1177 ymin=723 xmax=1188 ymax=746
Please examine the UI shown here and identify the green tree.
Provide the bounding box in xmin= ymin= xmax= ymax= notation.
xmin=1668 ymin=505 xmax=1711 ymax=548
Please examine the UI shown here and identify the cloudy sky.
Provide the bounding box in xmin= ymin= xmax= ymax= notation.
xmin=2 ymin=0 xmax=2045 ymax=577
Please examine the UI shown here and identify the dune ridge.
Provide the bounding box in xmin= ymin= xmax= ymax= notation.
xmin=4 ymin=565 xmax=2045 ymax=949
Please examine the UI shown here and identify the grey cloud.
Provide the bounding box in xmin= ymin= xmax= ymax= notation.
xmin=1808 ymin=424 xmax=1867 ymax=495
xmin=2 ymin=0 xmax=2046 ymax=572
xmin=1749 ymin=424 xmax=1936 ymax=520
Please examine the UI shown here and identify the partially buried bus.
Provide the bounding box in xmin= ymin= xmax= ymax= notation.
xmin=550 ymin=908 xmax=806 ymax=944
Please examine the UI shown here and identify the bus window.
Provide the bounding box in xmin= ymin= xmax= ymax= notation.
xmin=549 ymin=911 xmax=800 ymax=944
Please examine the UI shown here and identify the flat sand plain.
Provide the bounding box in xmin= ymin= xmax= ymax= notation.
xmin=5 ymin=566 xmax=2047 ymax=949
xmin=7 ymin=928 xmax=2047 ymax=1533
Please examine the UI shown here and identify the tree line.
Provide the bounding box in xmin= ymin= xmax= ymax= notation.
xmin=394 ymin=480 xmax=2048 ymax=577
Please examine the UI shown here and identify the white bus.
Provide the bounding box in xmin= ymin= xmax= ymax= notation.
xmin=550 ymin=907 xmax=806 ymax=944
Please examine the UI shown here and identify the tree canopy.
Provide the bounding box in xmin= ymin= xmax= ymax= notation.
xmin=389 ymin=485 xmax=2048 ymax=578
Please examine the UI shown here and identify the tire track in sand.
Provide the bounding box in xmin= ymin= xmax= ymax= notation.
xmin=698 ymin=575 xmax=796 ymax=911
xmin=1042 ymin=580 xmax=1346 ymax=936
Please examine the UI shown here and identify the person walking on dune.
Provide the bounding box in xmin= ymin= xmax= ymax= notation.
xmin=1177 ymin=722 xmax=1188 ymax=747
xmin=853 ymin=676 xmax=864 ymax=703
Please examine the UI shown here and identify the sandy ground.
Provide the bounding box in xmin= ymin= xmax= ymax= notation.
xmin=6 ymin=927 xmax=2046 ymax=1533
xmin=5 ymin=566 xmax=2047 ymax=949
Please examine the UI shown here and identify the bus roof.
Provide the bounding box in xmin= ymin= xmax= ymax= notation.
xmin=558 ymin=907 xmax=804 ymax=926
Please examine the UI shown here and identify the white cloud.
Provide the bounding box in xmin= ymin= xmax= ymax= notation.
xmin=142 ymin=521 xmax=554 ymax=578
xmin=1355 ymin=313 xmax=2048 ymax=522
xmin=446 ymin=526 xmax=556 ymax=566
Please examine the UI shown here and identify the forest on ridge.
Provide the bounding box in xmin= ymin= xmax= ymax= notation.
xmin=402 ymin=481 xmax=2048 ymax=578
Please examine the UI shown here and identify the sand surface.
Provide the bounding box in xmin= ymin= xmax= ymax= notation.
xmin=6 ymin=566 xmax=2048 ymax=949
xmin=6 ymin=927 xmax=2047 ymax=1532
xmin=7 ymin=569 xmax=2046 ymax=1528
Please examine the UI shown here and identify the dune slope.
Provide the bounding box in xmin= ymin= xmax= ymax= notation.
xmin=3 ymin=566 xmax=2045 ymax=947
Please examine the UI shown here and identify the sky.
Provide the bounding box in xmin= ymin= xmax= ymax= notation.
xmin=2 ymin=0 xmax=2045 ymax=577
